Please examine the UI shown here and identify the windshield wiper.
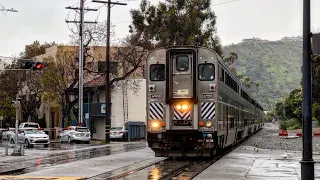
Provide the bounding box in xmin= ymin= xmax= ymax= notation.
xmin=200 ymin=61 xmax=207 ymax=78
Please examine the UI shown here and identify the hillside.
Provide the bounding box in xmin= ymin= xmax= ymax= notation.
xmin=223 ymin=40 xmax=303 ymax=110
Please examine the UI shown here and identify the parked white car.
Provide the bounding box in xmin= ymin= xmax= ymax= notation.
xmin=9 ymin=128 xmax=50 ymax=148
xmin=1 ymin=128 xmax=15 ymax=140
xmin=59 ymin=126 xmax=91 ymax=144
xmin=110 ymin=126 xmax=128 ymax=140
xmin=19 ymin=122 xmax=40 ymax=129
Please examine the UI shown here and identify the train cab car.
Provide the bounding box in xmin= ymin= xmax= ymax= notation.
xmin=146 ymin=45 xmax=264 ymax=158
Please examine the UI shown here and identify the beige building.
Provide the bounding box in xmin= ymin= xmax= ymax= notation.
xmin=18 ymin=45 xmax=145 ymax=139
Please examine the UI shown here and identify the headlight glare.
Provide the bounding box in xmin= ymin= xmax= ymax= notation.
xmin=152 ymin=122 xmax=159 ymax=128
xmin=182 ymin=104 xmax=188 ymax=110
xmin=206 ymin=121 xmax=212 ymax=127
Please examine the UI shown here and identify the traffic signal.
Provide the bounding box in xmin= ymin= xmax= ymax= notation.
xmin=20 ymin=61 xmax=45 ymax=70
xmin=34 ymin=62 xmax=44 ymax=70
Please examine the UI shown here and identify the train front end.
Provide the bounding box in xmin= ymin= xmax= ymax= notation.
xmin=146 ymin=46 xmax=218 ymax=158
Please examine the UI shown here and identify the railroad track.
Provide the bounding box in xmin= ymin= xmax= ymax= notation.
xmin=90 ymin=128 xmax=262 ymax=180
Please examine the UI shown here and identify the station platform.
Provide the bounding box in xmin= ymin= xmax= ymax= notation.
xmin=194 ymin=145 xmax=320 ymax=180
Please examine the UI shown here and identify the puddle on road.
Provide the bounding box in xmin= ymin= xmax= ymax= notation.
xmin=0 ymin=142 xmax=147 ymax=175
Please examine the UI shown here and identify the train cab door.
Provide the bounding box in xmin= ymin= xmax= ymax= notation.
xmin=166 ymin=48 xmax=197 ymax=129
xmin=171 ymin=54 xmax=193 ymax=98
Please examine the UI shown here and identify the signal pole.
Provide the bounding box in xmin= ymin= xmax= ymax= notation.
xmin=301 ymin=0 xmax=315 ymax=179
xmin=92 ymin=0 xmax=127 ymax=143
xmin=65 ymin=1 xmax=97 ymax=127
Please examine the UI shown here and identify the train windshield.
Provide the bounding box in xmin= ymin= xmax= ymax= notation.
xmin=150 ymin=64 xmax=165 ymax=81
xmin=176 ymin=55 xmax=189 ymax=71
xmin=198 ymin=63 xmax=214 ymax=81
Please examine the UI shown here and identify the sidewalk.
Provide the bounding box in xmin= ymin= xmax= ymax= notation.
xmin=194 ymin=145 xmax=320 ymax=180
xmin=2 ymin=148 xmax=165 ymax=179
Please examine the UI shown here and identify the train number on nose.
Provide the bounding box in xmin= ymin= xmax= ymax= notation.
xmin=151 ymin=94 xmax=162 ymax=98
xmin=203 ymin=93 xmax=214 ymax=98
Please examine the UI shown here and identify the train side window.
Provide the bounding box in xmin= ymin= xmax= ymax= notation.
xmin=176 ymin=55 xmax=189 ymax=71
xmin=198 ymin=63 xmax=215 ymax=81
xmin=150 ymin=64 xmax=165 ymax=81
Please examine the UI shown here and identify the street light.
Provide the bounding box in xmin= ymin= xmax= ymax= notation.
xmin=0 ymin=5 xmax=18 ymax=14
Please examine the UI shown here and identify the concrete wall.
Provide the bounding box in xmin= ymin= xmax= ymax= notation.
xmin=92 ymin=117 xmax=105 ymax=140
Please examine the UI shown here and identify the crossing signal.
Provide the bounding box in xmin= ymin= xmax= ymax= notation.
xmin=20 ymin=61 xmax=46 ymax=70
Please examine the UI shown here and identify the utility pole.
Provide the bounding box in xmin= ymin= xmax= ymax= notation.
xmin=92 ymin=0 xmax=127 ymax=143
xmin=300 ymin=0 xmax=315 ymax=179
xmin=65 ymin=1 xmax=97 ymax=127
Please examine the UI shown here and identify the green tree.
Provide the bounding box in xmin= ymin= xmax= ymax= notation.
xmin=20 ymin=40 xmax=57 ymax=59
xmin=312 ymin=55 xmax=320 ymax=104
xmin=274 ymin=100 xmax=286 ymax=121
xmin=128 ymin=0 xmax=261 ymax=89
xmin=283 ymin=88 xmax=302 ymax=123
xmin=129 ymin=0 xmax=223 ymax=55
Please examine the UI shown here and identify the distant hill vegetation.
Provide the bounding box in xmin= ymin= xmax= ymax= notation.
xmin=223 ymin=38 xmax=303 ymax=110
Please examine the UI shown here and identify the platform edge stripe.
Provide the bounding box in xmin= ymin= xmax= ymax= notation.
xmin=0 ymin=176 xmax=86 ymax=180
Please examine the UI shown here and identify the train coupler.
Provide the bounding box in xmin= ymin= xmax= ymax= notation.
xmin=160 ymin=142 xmax=170 ymax=157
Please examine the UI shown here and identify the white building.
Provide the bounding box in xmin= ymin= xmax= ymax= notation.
xmin=84 ymin=77 xmax=147 ymax=140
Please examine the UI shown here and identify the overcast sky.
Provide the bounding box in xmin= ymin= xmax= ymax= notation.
xmin=0 ymin=0 xmax=319 ymax=58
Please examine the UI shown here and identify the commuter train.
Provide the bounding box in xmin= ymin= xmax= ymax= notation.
xmin=146 ymin=45 xmax=264 ymax=158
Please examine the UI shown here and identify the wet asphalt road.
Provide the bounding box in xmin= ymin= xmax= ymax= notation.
xmin=0 ymin=140 xmax=148 ymax=175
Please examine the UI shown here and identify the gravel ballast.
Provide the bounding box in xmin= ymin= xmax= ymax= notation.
xmin=242 ymin=123 xmax=320 ymax=152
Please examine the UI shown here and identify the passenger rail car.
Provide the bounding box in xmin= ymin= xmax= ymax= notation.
xmin=146 ymin=46 xmax=264 ymax=158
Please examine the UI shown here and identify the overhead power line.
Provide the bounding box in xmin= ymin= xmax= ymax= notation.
xmin=212 ymin=0 xmax=244 ymax=6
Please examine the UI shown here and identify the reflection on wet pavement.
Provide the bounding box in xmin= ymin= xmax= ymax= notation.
xmin=116 ymin=159 xmax=192 ymax=180
xmin=0 ymin=140 xmax=101 ymax=151
xmin=0 ymin=141 xmax=147 ymax=175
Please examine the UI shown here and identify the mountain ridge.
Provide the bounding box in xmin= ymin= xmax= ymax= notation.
xmin=223 ymin=39 xmax=303 ymax=110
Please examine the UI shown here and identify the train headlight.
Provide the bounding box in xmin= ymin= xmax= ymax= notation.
xmin=182 ymin=104 xmax=188 ymax=110
xmin=152 ymin=122 xmax=159 ymax=128
xmin=206 ymin=121 xmax=212 ymax=127
xmin=176 ymin=103 xmax=189 ymax=111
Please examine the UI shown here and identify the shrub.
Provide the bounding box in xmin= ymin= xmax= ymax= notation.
xmin=279 ymin=118 xmax=301 ymax=130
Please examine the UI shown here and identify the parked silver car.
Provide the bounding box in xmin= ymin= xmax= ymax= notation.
xmin=110 ymin=126 xmax=128 ymax=140
xmin=59 ymin=126 xmax=91 ymax=144
xmin=9 ymin=128 xmax=50 ymax=148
